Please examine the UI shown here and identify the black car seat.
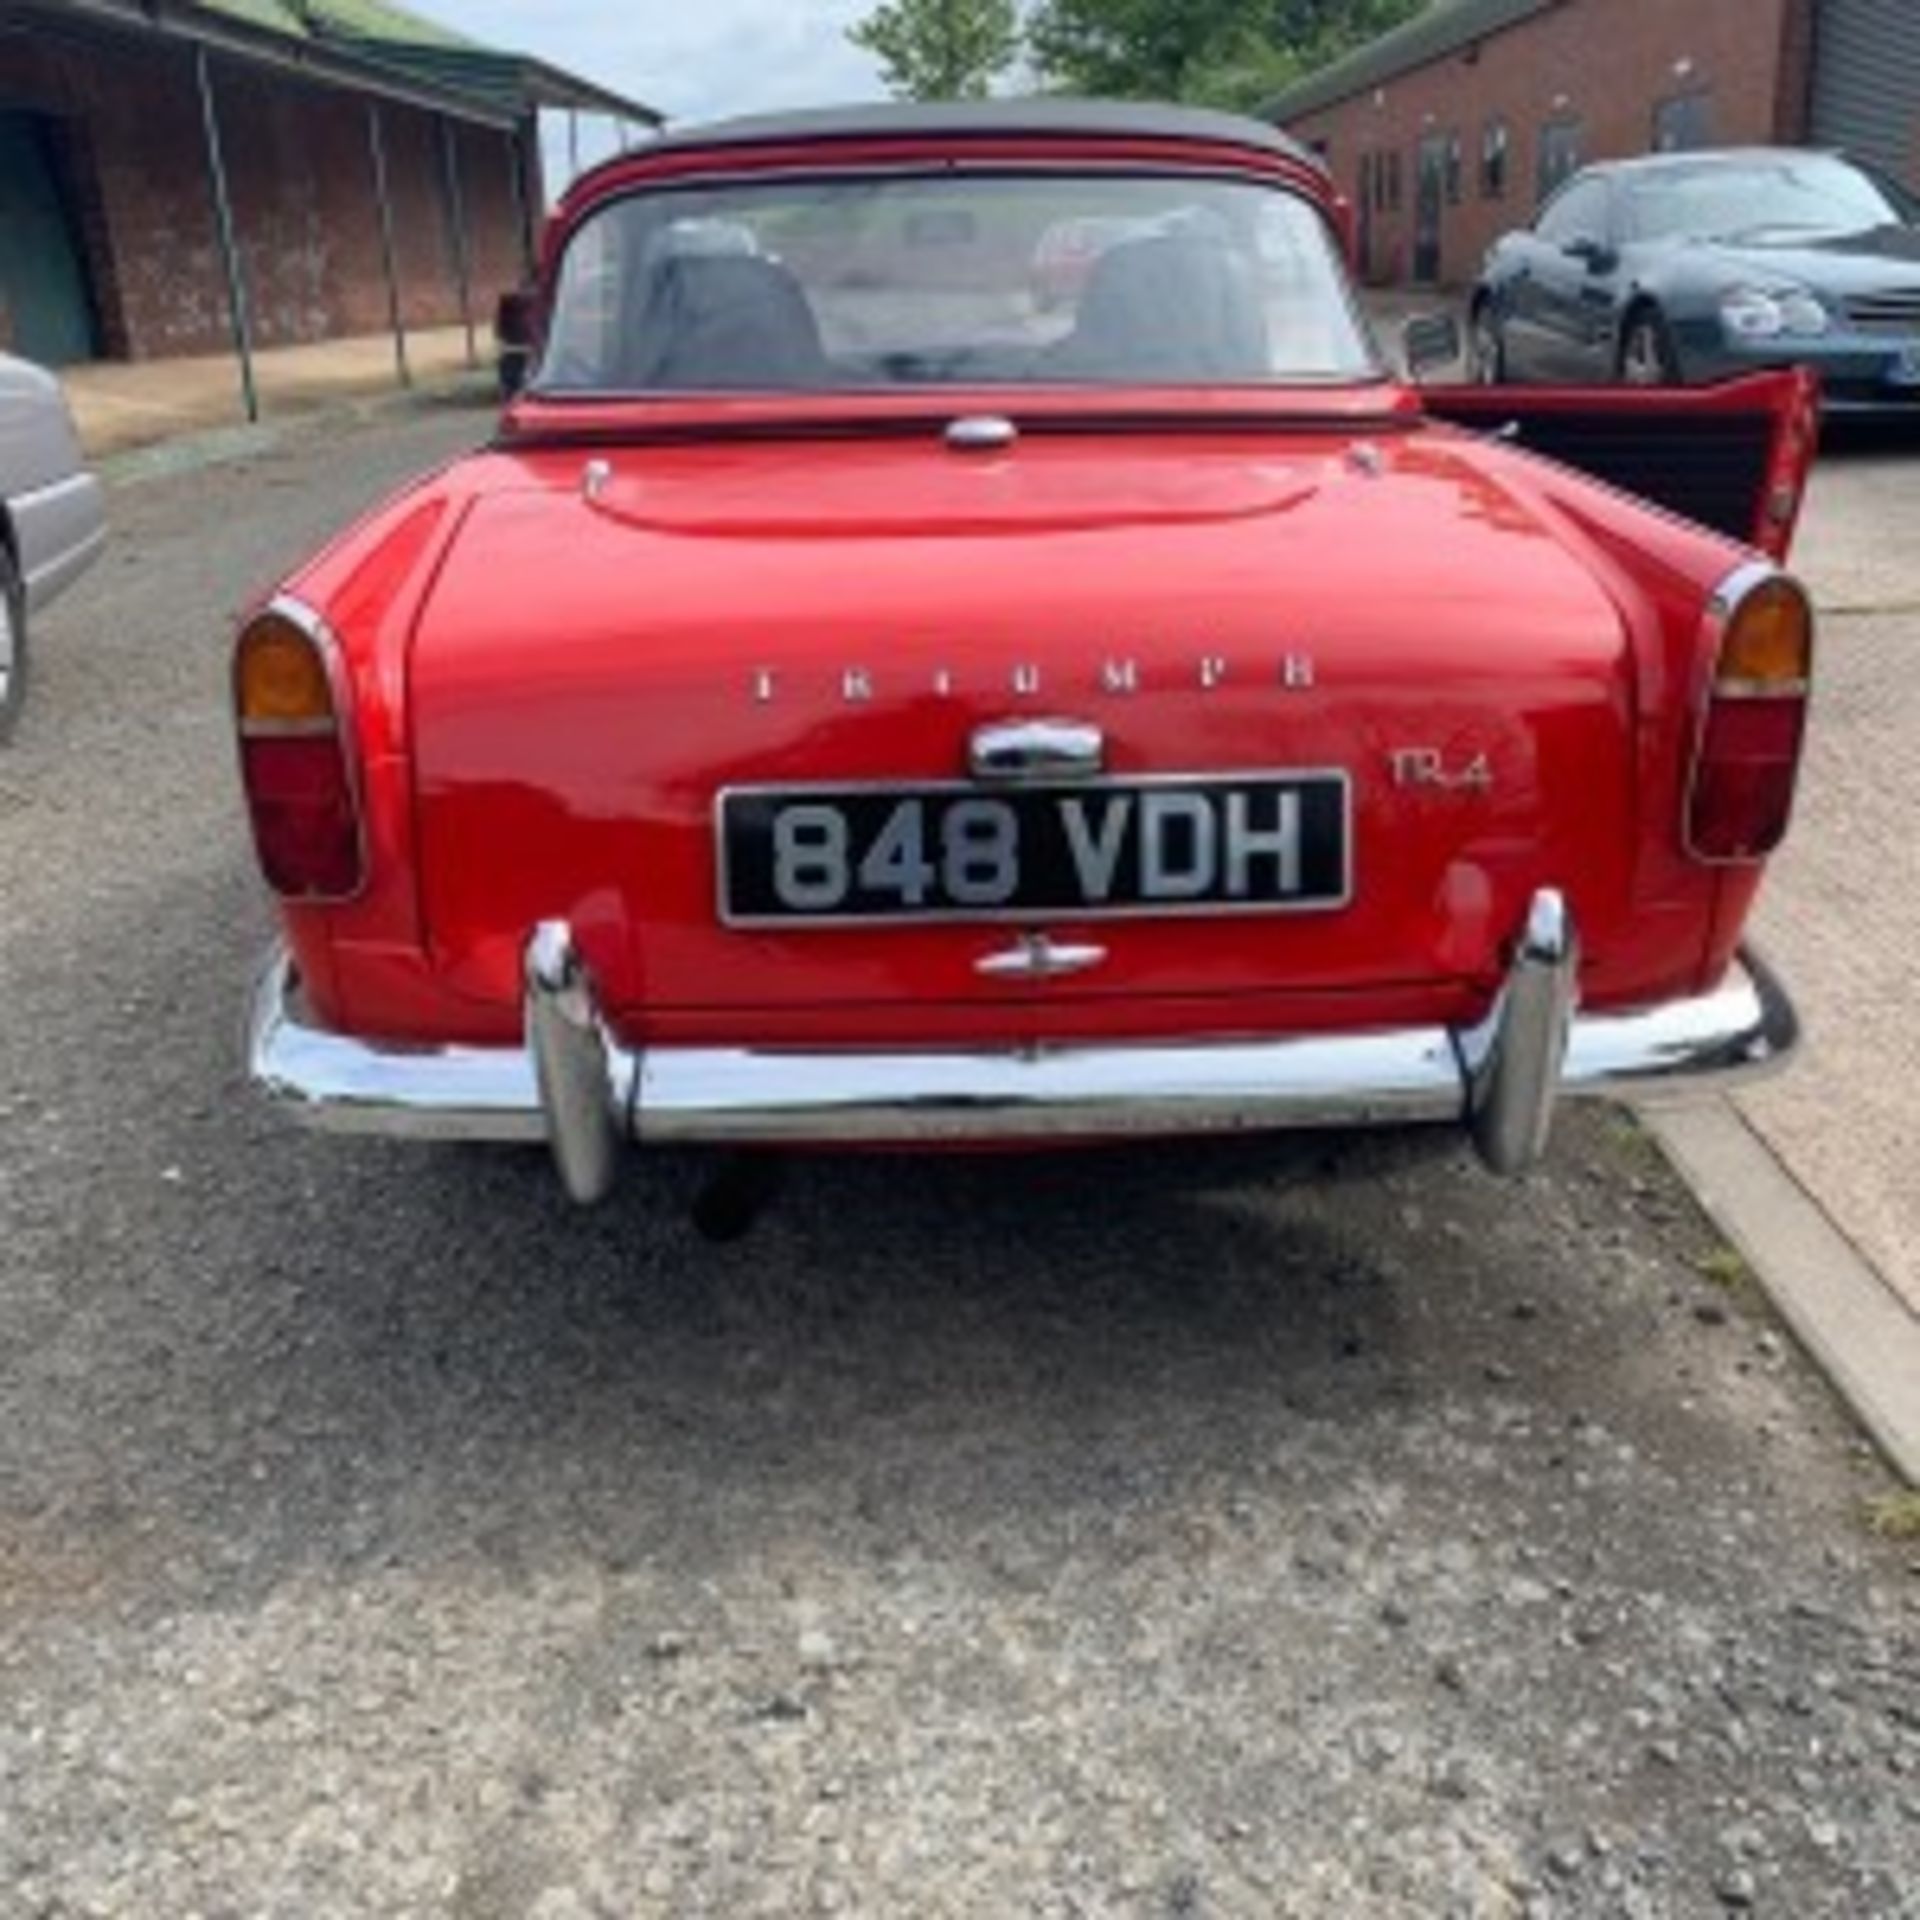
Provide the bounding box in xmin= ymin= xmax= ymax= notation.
xmin=1043 ymin=232 xmax=1270 ymax=382
xmin=624 ymin=254 xmax=831 ymax=389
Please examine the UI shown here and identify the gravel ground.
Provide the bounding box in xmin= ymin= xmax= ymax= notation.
xmin=1 ymin=401 xmax=1917 ymax=1918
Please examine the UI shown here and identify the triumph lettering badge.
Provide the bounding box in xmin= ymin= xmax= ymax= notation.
xmin=748 ymin=654 xmax=1318 ymax=706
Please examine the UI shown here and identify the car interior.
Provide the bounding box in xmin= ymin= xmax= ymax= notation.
xmin=604 ymin=230 xmax=1278 ymax=390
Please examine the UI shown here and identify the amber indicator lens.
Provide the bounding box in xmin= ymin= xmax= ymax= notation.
xmin=232 ymin=607 xmax=363 ymax=898
xmin=1690 ymin=572 xmax=1815 ymax=863
xmin=237 ymin=614 xmax=335 ymax=729
xmin=1717 ymin=576 xmax=1812 ymax=689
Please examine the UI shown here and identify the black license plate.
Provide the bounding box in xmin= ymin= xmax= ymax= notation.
xmin=718 ymin=774 xmax=1350 ymax=925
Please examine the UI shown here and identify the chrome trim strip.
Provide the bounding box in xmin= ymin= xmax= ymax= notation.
xmin=1561 ymin=943 xmax=1798 ymax=1098
xmin=973 ymin=934 xmax=1109 ymax=980
xmin=946 ymin=415 xmax=1018 ymax=452
xmin=246 ymin=949 xmax=547 ymax=1142
xmin=13 ymin=467 xmax=106 ymax=604
xmin=1702 ymin=556 xmax=1784 ymax=624
xmin=246 ymin=916 xmax=1799 ymax=1168
xmin=1711 ymin=677 xmax=1811 ymax=702
xmin=20 ymin=512 xmax=108 ymax=614
xmin=633 ymin=1029 xmax=1465 ymax=1145
xmin=237 ymin=716 xmax=340 ymax=739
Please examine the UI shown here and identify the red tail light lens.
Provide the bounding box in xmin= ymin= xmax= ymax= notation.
xmin=234 ymin=603 xmax=364 ymax=900
xmin=1687 ymin=570 xmax=1813 ymax=863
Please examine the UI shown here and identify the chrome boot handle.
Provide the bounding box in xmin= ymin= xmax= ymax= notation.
xmin=968 ymin=718 xmax=1105 ymax=784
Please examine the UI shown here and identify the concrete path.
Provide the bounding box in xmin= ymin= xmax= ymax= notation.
xmin=63 ymin=324 xmax=484 ymax=460
xmin=1745 ymin=447 xmax=1920 ymax=1325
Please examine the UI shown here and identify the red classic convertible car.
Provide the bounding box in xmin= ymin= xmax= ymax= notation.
xmin=240 ymin=102 xmax=1814 ymax=1208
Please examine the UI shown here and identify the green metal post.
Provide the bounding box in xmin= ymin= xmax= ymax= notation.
xmin=367 ymin=102 xmax=410 ymax=388
xmin=194 ymin=45 xmax=257 ymax=423
xmin=440 ymin=117 xmax=476 ymax=367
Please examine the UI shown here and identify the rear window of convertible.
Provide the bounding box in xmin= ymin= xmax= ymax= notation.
xmin=535 ymin=172 xmax=1378 ymax=393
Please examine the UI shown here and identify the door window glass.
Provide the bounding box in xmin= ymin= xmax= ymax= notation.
xmin=1536 ymin=175 xmax=1608 ymax=246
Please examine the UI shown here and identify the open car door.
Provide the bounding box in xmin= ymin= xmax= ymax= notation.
xmin=1424 ymin=368 xmax=1820 ymax=563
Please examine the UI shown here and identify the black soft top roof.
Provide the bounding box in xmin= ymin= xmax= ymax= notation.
xmin=616 ymin=98 xmax=1321 ymax=172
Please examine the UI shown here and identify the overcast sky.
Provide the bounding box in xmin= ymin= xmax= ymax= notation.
xmin=403 ymin=1 xmax=892 ymax=188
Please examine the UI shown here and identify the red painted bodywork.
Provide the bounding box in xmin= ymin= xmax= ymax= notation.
xmin=250 ymin=122 xmax=1817 ymax=1070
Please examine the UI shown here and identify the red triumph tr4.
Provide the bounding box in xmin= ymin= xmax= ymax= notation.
xmin=239 ymin=102 xmax=1815 ymax=1209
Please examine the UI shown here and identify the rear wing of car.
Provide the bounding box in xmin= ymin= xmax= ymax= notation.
xmin=1423 ymin=369 xmax=1820 ymax=562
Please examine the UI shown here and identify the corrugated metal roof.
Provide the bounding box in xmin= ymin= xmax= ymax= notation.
xmin=1262 ymin=0 xmax=1561 ymax=122
xmin=197 ymin=0 xmax=475 ymax=49
xmin=189 ymin=0 xmax=661 ymax=122
xmin=33 ymin=0 xmax=662 ymax=128
xmin=302 ymin=0 xmax=474 ymax=48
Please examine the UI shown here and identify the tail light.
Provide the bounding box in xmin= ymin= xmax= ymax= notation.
xmin=233 ymin=599 xmax=365 ymax=899
xmin=1687 ymin=566 xmax=1813 ymax=863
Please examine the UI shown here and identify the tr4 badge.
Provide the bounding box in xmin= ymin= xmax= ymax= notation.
xmin=1389 ymin=747 xmax=1494 ymax=793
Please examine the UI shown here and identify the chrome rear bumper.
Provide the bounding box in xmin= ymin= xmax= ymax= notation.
xmin=247 ymin=891 xmax=1798 ymax=1203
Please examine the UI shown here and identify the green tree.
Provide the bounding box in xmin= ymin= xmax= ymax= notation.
xmin=1271 ymin=0 xmax=1429 ymax=68
xmin=1180 ymin=24 xmax=1308 ymax=113
xmin=1028 ymin=0 xmax=1425 ymax=107
xmin=1026 ymin=0 xmax=1253 ymax=99
xmin=849 ymin=0 xmax=1022 ymax=100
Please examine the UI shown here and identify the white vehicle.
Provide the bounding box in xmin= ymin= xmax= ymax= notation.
xmin=0 ymin=352 xmax=105 ymax=741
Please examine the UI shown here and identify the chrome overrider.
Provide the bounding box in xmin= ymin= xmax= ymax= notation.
xmin=246 ymin=888 xmax=1798 ymax=1205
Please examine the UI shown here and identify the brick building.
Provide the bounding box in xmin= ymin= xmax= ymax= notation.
xmin=0 ymin=0 xmax=660 ymax=367
xmin=1266 ymin=0 xmax=1919 ymax=289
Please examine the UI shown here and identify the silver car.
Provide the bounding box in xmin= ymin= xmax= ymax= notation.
xmin=1 ymin=353 xmax=106 ymax=742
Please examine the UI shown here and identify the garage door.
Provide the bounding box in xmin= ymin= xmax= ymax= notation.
xmin=1811 ymin=0 xmax=1920 ymax=189
xmin=0 ymin=111 xmax=97 ymax=366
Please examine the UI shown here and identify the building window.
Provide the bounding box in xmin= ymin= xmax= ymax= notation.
xmin=1385 ymin=148 xmax=1403 ymax=212
xmin=1359 ymin=151 xmax=1374 ymax=212
xmin=1653 ymin=91 xmax=1713 ymax=152
xmin=1481 ymin=118 xmax=1510 ymax=199
xmin=1538 ymin=119 xmax=1583 ymax=201
xmin=1445 ymin=132 xmax=1464 ymax=205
